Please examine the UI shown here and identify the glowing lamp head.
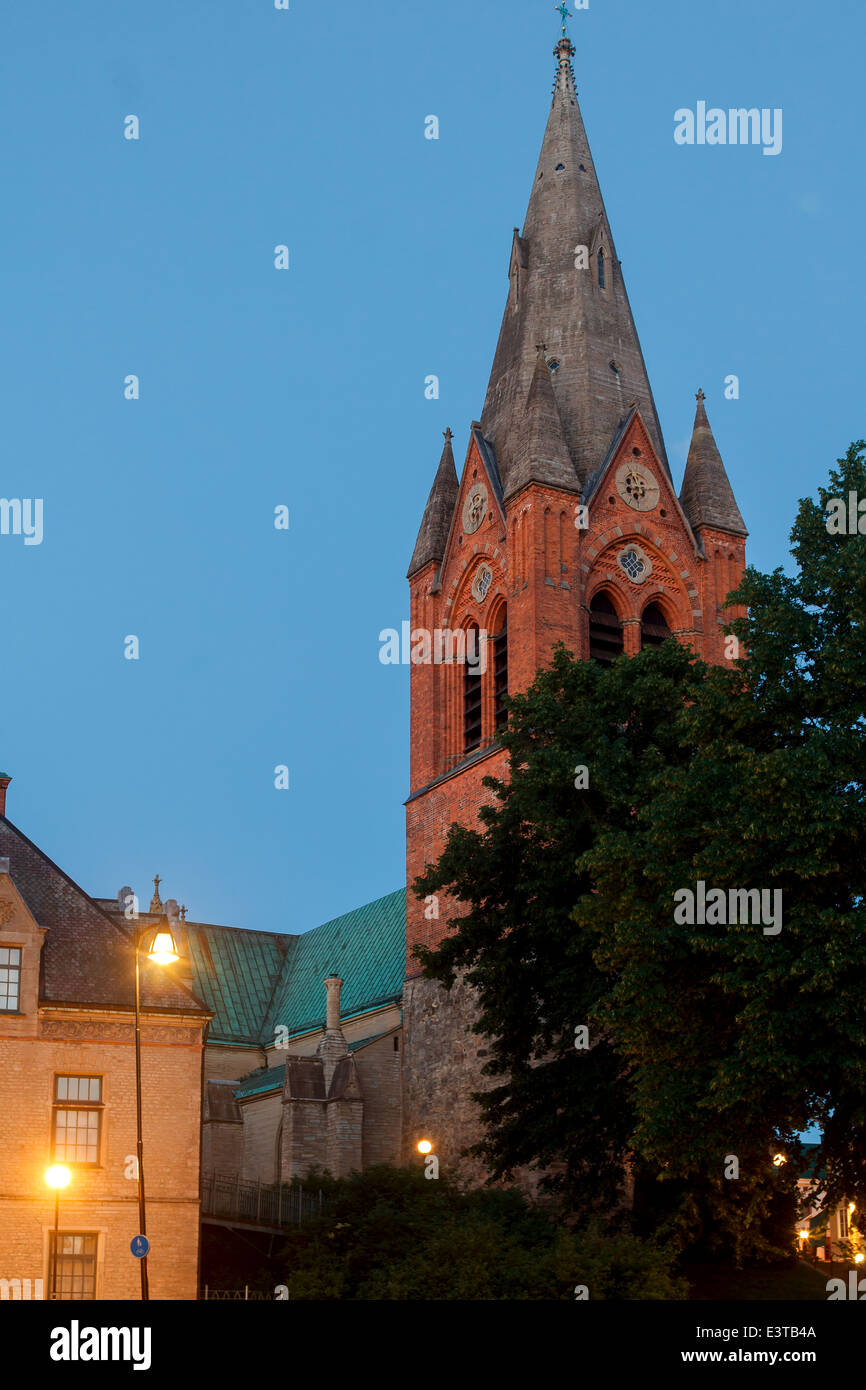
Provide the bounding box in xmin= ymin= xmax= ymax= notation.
xmin=855 ymin=1253 xmax=865 ymax=1265
xmin=848 ymin=1201 xmax=856 ymax=1215
xmin=416 ymin=1139 xmax=433 ymax=1155
xmin=798 ymin=1230 xmax=809 ymax=1241
xmin=45 ymin=1165 xmax=71 ymax=1190
xmin=147 ymin=916 xmax=180 ymax=965
xmin=772 ymin=1153 xmax=787 ymax=1167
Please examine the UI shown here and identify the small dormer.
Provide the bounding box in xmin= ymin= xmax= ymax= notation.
xmin=0 ymin=855 xmax=48 ymax=1034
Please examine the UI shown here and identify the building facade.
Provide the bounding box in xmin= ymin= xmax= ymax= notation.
xmin=0 ymin=777 xmax=210 ymax=1301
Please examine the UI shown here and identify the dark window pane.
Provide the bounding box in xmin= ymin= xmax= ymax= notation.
xmin=494 ymin=621 xmax=508 ymax=730
xmin=50 ymin=1233 xmax=97 ymax=1301
xmin=464 ymin=628 xmax=483 ymax=752
xmin=640 ymin=602 xmax=671 ymax=651
xmin=589 ymin=593 xmax=623 ymax=664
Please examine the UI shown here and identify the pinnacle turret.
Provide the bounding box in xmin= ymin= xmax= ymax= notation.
xmin=407 ymin=429 xmax=460 ymax=577
xmin=508 ymin=344 xmax=576 ymax=496
xmin=679 ymin=391 xmax=747 ymax=537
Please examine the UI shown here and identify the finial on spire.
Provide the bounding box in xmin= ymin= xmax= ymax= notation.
xmin=180 ymin=904 xmax=187 ymax=922
xmin=149 ymin=874 xmax=163 ymax=914
xmin=443 ymin=427 xmax=453 ymax=443
xmin=555 ymin=3 xmax=572 ymax=38
xmin=696 ymin=388 xmax=706 ymax=403
xmin=535 ymin=341 xmax=548 ymax=355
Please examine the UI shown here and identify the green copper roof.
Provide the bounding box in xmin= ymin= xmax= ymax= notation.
xmin=234 ymin=1029 xmax=398 ymax=1102
xmin=185 ymin=923 xmax=292 ymax=1045
xmin=347 ymin=1029 xmax=396 ymax=1052
xmin=235 ymin=1063 xmax=286 ymax=1100
xmin=230 ymin=1028 xmax=400 ymax=1100
xmin=183 ymin=888 xmax=404 ymax=1047
xmin=263 ymin=888 xmax=405 ymax=1041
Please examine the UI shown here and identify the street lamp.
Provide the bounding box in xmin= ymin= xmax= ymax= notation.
xmin=45 ymin=1165 xmax=71 ymax=1301
xmin=133 ymin=913 xmax=181 ymax=1301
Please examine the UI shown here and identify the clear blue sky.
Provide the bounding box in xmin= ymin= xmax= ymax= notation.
xmin=1 ymin=0 xmax=862 ymax=934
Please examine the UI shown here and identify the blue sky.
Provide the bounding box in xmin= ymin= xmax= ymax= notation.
xmin=0 ymin=0 xmax=862 ymax=935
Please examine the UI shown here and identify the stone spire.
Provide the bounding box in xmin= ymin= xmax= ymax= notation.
xmin=408 ymin=428 xmax=460 ymax=577
xmin=480 ymin=38 xmax=667 ymax=495
xmin=508 ymin=344 xmax=575 ymax=496
xmin=679 ymin=390 xmax=747 ymax=536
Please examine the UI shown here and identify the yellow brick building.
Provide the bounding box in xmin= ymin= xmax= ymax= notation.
xmin=0 ymin=775 xmax=211 ymax=1301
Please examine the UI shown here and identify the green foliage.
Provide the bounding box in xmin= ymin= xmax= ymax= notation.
xmin=413 ymin=442 xmax=866 ymax=1256
xmin=274 ymin=1166 xmax=685 ymax=1300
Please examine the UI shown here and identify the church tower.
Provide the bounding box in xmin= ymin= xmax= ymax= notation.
xmin=403 ymin=36 xmax=747 ymax=1174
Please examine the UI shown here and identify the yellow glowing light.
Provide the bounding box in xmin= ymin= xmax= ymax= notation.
xmin=416 ymin=1139 xmax=433 ymax=1155
xmin=45 ymin=1165 xmax=71 ymax=1190
xmin=772 ymin=1153 xmax=787 ymax=1167
xmin=148 ymin=931 xmax=179 ymax=965
xmin=798 ymin=1230 xmax=809 ymax=1241
xmin=855 ymin=1254 xmax=865 ymax=1265
xmin=848 ymin=1202 xmax=856 ymax=1215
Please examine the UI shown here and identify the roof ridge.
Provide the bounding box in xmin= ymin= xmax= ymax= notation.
xmin=0 ymin=814 xmax=208 ymax=1015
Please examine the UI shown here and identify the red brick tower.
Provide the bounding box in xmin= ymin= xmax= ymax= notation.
xmin=402 ymin=38 xmax=747 ymax=1172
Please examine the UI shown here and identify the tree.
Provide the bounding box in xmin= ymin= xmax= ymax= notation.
xmin=272 ymin=1167 xmax=686 ymax=1300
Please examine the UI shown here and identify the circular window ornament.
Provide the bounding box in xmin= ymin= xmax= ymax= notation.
xmin=471 ymin=563 xmax=494 ymax=603
xmin=615 ymin=459 xmax=660 ymax=513
xmin=462 ymin=482 xmax=489 ymax=535
xmin=617 ymin=544 xmax=653 ymax=585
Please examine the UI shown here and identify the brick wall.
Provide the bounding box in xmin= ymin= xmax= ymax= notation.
xmin=0 ymin=1010 xmax=205 ymax=1300
xmin=355 ymin=1031 xmax=402 ymax=1167
xmin=239 ymin=1091 xmax=282 ymax=1183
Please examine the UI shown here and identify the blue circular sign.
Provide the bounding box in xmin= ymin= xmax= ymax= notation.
xmin=130 ymin=1235 xmax=150 ymax=1258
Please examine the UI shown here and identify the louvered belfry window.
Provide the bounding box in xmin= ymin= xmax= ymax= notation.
xmin=493 ymin=616 xmax=508 ymax=730
xmin=588 ymin=593 xmax=623 ymax=664
xmin=640 ymin=602 xmax=671 ymax=650
xmin=464 ymin=625 xmax=483 ymax=752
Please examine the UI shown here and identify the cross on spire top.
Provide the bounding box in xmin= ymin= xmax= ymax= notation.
xmin=556 ymin=3 xmax=572 ymax=37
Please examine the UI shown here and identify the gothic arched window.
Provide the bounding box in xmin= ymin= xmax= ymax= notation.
xmin=588 ymin=592 xmax=623 ymax=664
xmin=597 ymin=249 xmax=606 ymax=288
xmin=493 ymin=609 xmax=508 ymax=731
xmin=464 ymin=623 xmax=483 ymax=752
xmin=640 ymin=602 xmax=671 ymax=651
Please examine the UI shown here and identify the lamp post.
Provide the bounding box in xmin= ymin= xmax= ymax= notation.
xmin=133 ymin=913 xmax=180 ymax=1301
xmin=45 ymin=1165 xmax=71 ymax=1300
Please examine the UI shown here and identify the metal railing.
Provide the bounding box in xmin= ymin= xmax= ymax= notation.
xmin=201 ymin=1172 xmax=325 ymax=1228
xmin=200 ymin=1287 xmax=272 ymax=1300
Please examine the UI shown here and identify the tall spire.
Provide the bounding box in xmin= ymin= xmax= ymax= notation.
xmin=408 ymin=429 xmax=460 ymax=577
xmin=480 ymin=37 xmax=667 ymax=495
xmin=679 ymin=390 xmax=747 ymax=536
